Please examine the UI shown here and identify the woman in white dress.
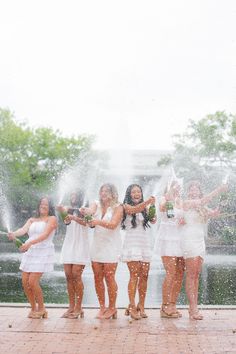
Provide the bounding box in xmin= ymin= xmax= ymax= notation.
xmin=121 ymin=184 xmax=156 ymax=320
xmin=181 ymin=180 xmax=227 ymax=320
xmin=80 ymin=183 xmax=123 ymax=320
xmin=56 ymin=191 xmax=90 ymax=319
xmin=8 ymin=196 xmax=57 ymax=319
xmin=154 ymin=181 xmax=185 ymax=318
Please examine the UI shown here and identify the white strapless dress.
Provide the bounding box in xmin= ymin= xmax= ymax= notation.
xmin=181 ymin=209 xmax=207 ymax=259
xmin=121 ymin=213 xmax=152 ymax=262
xmin=153 ymin=208 xmax=183 ymax=257
xmin=20 ymin=221 xmax=55 ymax=273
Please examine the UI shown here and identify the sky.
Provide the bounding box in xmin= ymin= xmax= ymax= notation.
xmin=0 ymin=0 xmax=236 ymax=150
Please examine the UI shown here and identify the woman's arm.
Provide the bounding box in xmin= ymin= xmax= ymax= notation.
xmin=20 ymin=216 xmax=58 ymax=251
xmin=8 ymin=218 xmax=33 ymax=240
xmin=200 ymin=184 xmax=228 ymax=205
xmin=124 ymin=196 xmax=155 ymax=215
xmin=64 ymin=214 xmax=87 ymax=226
xmin=183 ymin=185 xmax=228 ymax=210
xmin=87 ymin=205 xmax=124 ymax=230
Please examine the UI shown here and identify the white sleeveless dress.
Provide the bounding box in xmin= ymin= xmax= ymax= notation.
xmin=153 ymin=208 xmax=183 ymax=257
xmin=20 ymin=220 xmax=55 ymax=273
xmin=60 ymin=212 xmax=90 ymax=265
xmin=90 ymin=202 xmax=122 ymax=263
xmin=181 ymin=209 xmax=206 ymax=259
xmin=121 ymin=213 xmax=152 ymax=262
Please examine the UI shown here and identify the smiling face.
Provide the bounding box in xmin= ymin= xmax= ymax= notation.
xmin=100 ymin=186 xmax=112 ymax=202
xmin=130 ymin=185 xmax=142 ymax=204
xmin=188 ymin=184 xmax=202 ymax=199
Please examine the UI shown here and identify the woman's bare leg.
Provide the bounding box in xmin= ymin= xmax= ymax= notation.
xmin=127 ymin=261 xmax=140 ymax=309
xmin=172 ymin=257 xmax=185 ymax=312
xmin=138 ymin=262 xmax=150 ymax=313
xmin=104 ymin=262 xmax=118 ymax=312
xmin=92 ymin=262 xmax=106 ymax=317
xmin=28 ymin=272 xmax=44 ymax=311
xmin=161 ymin=256 xmax=179 ymax=314
xmin=21 ymin=272 xmax=37 ymax=311
xmin=64 ymin=264 xmax=76 ymax=313
xmin=185 ymin=256 xmax=203 ymax=318
xmin=72 ymin=264 xmax=85 ymax=312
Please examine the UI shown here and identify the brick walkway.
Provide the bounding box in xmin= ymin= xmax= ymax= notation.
xmin=0 ymin=307 xmax=236 ymax=354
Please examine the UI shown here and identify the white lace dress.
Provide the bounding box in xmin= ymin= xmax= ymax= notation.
xmin=153 ymin=208 xmax=183 ymax=257
xmin=60 ymin=213 xmax=90 ymax=265
xmin=121 ymin=213 xmax=152 ymax=262
xmin=90 ymin=202 xmax=122 ymax=263
xmin=20 ymin=221 xmax=55 ymax=273
xmin=180 ymin=209 xmax=207 ymax=259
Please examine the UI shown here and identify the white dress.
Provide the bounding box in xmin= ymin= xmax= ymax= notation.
xmin=20 ymin=221 xmax=55 ymax=273
xmin=60 ymin=212 xmax=90 ymax=265
xmin=181 ymin=209 xmax=206 ymax=259
xmin=121 ymin=213 xmax=152 ymax=262
xmin=153 ymin=208 xmax=183 ymax=257
xmin=90 ymin=202 xmax=122 ymax=263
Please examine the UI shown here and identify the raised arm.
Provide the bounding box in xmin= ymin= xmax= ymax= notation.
xmin=124 ymin=196 xmax=155 ymax=215
xmin=183 ymin=184 xmax=228 ymax=210
xmin=87 ymin=205 xmax=124 ymax=230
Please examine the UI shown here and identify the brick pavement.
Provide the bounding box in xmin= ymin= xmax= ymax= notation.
xmin=0 ymin=307 xmax=236 ymax=354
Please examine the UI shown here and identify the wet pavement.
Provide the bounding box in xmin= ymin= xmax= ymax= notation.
xmin=0 ymin=306 xmax=236 ymax=354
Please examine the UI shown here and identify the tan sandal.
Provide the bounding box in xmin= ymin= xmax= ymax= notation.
xmin=189 ymin=310 xmax=203 ymax=320
xmin=160 ymin=306 xmax=179 ymax=318
xmin=137 ymin=304 xmax=148 ymax=318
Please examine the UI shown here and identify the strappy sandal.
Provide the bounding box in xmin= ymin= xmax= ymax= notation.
xmin=189 ymin=310 xmax=203 ymax=320
xmin=160 ymin=306 xmax=179 ymax=318
xmin=125 ymin=305 xmax=141 ymax=320
xmin=136 ymin=303 xmax=148 ymax=318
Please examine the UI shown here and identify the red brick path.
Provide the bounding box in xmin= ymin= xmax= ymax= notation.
xmin=0 ymin=307 xmax=236 ymax=353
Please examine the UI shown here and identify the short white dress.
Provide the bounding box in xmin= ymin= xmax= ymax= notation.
xmin=20 ymin=220 xmax=56 ymax=273
xmin=60 ymin=212 xmax=90 ymax=265
xmin=153 ymin=208 xmax=183 ymax=257
xmin=90 ymin=202 xmax=122 ymax=263
xmin=121 ymin=213 xmax=152 ymax=262
xmin=181 ymin=209 xmax=206 ymax=259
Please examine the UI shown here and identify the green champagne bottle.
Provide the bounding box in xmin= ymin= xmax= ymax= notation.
xmin=84 ymin=215 xmax=95 ymax=228
xmin=15 ymin=237 xmax=23 ymax=248
xmin=166 ymin=201 xmax=174 ymax=218
xmin=59 ymin=210 xmax=71 ymax=225
xmin=148 ymin=204 xmax=156 ymax=221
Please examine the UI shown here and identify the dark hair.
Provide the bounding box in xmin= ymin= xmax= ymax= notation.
xmin=36 ymin=196 xmax=55 ymax=217
xmin=70 ymin=190 xmax=88 ymax=208
xmin=121 ymin=184 xmax=150 ymax=230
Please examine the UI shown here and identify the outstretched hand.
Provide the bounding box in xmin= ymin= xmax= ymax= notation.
xmin=8 ymin=232 xmax=15 ymax=241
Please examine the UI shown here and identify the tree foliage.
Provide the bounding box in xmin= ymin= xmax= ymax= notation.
xmin=0 ymin=108 xmax=95 ymax=223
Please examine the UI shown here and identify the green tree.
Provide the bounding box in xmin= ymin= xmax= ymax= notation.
xmin=0 ymin=108 xmax=95 ymax=224
xmin=158 ymin=111 xmax=236 ymax=182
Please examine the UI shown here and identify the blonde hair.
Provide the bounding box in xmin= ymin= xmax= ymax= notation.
xmin=99 ymin=183 xmax=119 ymax=207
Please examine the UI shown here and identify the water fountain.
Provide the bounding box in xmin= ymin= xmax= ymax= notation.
xmin=0 ymin=150 xmax=236 ymax=307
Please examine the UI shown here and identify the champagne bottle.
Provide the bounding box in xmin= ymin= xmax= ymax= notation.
xmin=58 ymin=209 xmax=71 ymax=225
xmin=14 ymin=237 xmax=23 ymax=248
xmin=84 ymin=215 xmax=95 ymax=228
xmin=148 ymin=204 xmax=156 ymax=221
xmin=166 ymin=201 xmax=174 ymax=218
